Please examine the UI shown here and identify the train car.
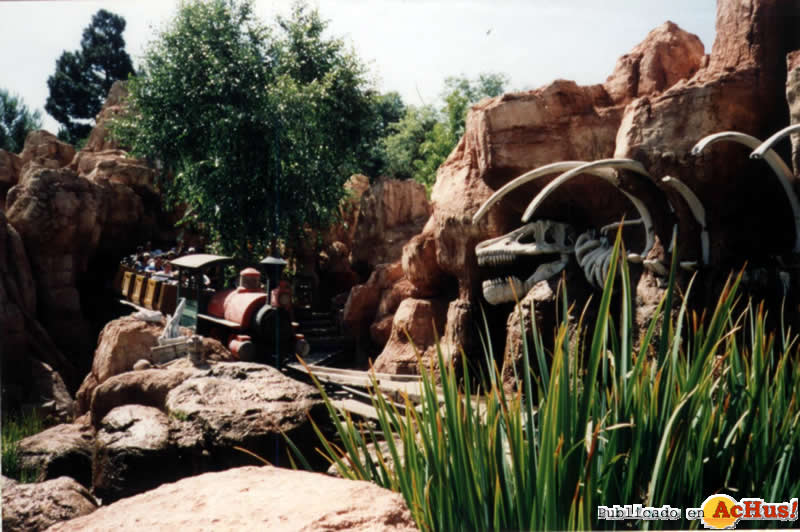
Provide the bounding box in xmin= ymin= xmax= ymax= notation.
xmin=169 ymin=254 xmax=296 ymax=365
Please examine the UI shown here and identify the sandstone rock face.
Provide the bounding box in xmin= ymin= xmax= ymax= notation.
xmin=604 ymin=21 xmax=705 ymax=105
xmin=50 ymin=466 xmax=417 ymax=532
xmin=2 ymin=82 xmax=177 ymax=400
xmin=6 ymin=166 xmax=108 ymax=361
xmin=0 ymin=149 xmax=22 ymax=205
xmin=501 ymin=281 xmax=558 ymax=392
xmin=372 ymin=298 xmax=448 ymax=374
xmin=351 ymin=178 xmax=431 ymax=269
xmin=84 ymin=81 xmax=129 ymax=152
xmin=17 ymin=423 xmax=96 ymax=487
xmin=71 ymin=149 xmax=156 ymax=193
xmin=343 ymin=261 xmax=403 ymax=333
xmin=1 ymin=210 xmax=76 ymax=417
xmin=787 ymin=50 xmax=800 ymax=175
xmin=18 ymin=130 xmax=75 ymax=170
xmin=2 ymin=476 xmax=97 ymax=532
xmin=614 ymin=0 xmax=800 ymax=264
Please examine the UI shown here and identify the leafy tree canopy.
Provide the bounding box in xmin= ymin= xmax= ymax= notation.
xmin=46 ymin=9 xmax=134 ymax=144
xmin=113 ymin=0 xmax=376 ymax=261
xmin=0 ymin=89 xmax=42 ymax=153
xmin=383 ymin=72 xmax=508 ymax=191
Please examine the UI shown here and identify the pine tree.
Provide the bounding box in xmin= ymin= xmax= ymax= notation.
xmin=46 ymin=9 xmax=134 ymax=145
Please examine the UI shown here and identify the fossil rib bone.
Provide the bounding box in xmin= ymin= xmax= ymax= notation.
xmin=521 ymin=159 xmax=655 ymax=262
xmin=661 ymin=176 xmax=710 ymax=266
xmin=750 ymin=124 xmax=800 ymax=161
xmin=471 ymin=161 xmax=617 ymax=225
xmin=692 ymin=130 xmax=800 ymax=252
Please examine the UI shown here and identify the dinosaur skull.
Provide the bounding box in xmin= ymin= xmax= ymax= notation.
xmin=476 ymin=220 xmax=575 ymax=304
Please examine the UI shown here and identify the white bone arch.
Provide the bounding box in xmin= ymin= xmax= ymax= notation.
xmin=521 ymin=159 xmax=655 ymax=263
xmin=471 ymin=161 xmax=616 ymax=225
xmin=750 ymin=124 xmax=800 ymax=161
xmin=661 ymin=176 xmax=710 ymax=266
xmin=692 ymin=130 xmax=800 ymax=252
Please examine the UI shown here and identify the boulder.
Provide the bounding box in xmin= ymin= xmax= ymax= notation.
xmin=164 ymin=362 xmax=322 ymax=449
xmin=17 ymin=423 xmax=95 ymax=487
xmin=343 ymin=262 xmax=403 ymax=333
xmin=71 ymin=150 xmax=156 ymax=193
xmin=604 ymin=21 xmax=706 ymax=105
xmin=401 ymin=222 xmax=443 ymax=297
xmin=370 ymin=314 xmax=394 ymax=347
xmin=18 ymin=130 xmax=75 ymax=170
xmin=83 ymin=360 xmax=324 ymax=500
xmin=1 ymin=476 xmax=97 ymax=532
xmin=92 ymin=405 xmax=179 ymax=502
xmin=351 ymin=178 xmax=431 ymax=269
xmin=372 ymin=298 xmax=448 ymax=374
xmin=88 ymin=366 xmax=196 ymax=424
xmin=75 ymin=316 xmax=233 ymax=415
xmin=49 ymin=466 xmax=417 ymax=532
xmin=787 ymin=50 xmax=800 ymax=175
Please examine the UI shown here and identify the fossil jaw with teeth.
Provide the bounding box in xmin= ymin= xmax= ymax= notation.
xmin=475 ymin=220 xmax=574 ymax=305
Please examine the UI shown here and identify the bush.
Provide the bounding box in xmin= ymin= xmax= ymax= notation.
xmin=296 ymin=236 xmax=800 ymax=531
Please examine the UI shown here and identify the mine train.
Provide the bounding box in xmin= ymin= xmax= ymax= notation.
xmin=114 ymin=253 xmax=312 ymax=364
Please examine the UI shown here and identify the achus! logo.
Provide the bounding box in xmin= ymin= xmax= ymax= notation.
xmin=685 ymin=494 xmax=798 ymax=529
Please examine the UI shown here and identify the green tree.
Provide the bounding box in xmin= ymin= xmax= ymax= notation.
xmin=359 ymin=91 xmax=406 ymax=178
xmin=46 ymin=9 xmax=135 ymax=144
xmin=0 ymin=89 xmax=42 ymax=153
xmin=113 ymin=0 xmax=375 ymax=260
xmin=383 ymin=73 xmax=508 ymax=191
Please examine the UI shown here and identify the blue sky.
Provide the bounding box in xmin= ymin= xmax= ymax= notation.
xmin=0 ymin=0 xmax=717 ymax=134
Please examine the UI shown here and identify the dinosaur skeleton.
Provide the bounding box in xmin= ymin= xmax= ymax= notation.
xmin=473 ymin=126 xmax=800 ymax=305
xmin=473 ymin=159 xmax=668 ymax=303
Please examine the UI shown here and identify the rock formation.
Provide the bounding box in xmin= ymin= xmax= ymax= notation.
xmin=48 ymin=466 xmax=417 ymax=532
xmin=1 ymin=81 xmax=179 ymax=411
xmin=1 ymin=476 xmax=97 ymax=532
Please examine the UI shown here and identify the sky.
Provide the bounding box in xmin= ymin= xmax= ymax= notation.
xmin=0 ymin=0 xmax=718 ymax=134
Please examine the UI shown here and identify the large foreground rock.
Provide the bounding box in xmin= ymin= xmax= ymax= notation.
xmin=2 ymin=476 xmax=97 ymax=532
xmin=85 ymin=360 xmax=324 ymax=502
xmin=50 ymin=466 xmax=417 ymax=532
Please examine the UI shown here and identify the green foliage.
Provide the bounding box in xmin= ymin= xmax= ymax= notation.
xmin=298 ymin=235 xmax=800 ymax=531
xmin=46 ymin=9 xmax=135 ymax=145
xmin=113 ymin=0 xmax=375 ymax=261
xmin=0 ymin=89 xmax=42 ymax=153
xmin=383 ymin=73 xmax=508 ymax=191
xmin=358 ymin=91 xmax=406 ymax=178
xmin=2 ymin=410 xmax=45 ymax=483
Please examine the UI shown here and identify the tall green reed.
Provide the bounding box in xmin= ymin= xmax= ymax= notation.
xmin=295 ymin=234 xmax=800 ymax=531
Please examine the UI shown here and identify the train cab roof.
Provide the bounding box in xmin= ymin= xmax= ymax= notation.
xmin=170 ymin=253 xmax=233 ymax=271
